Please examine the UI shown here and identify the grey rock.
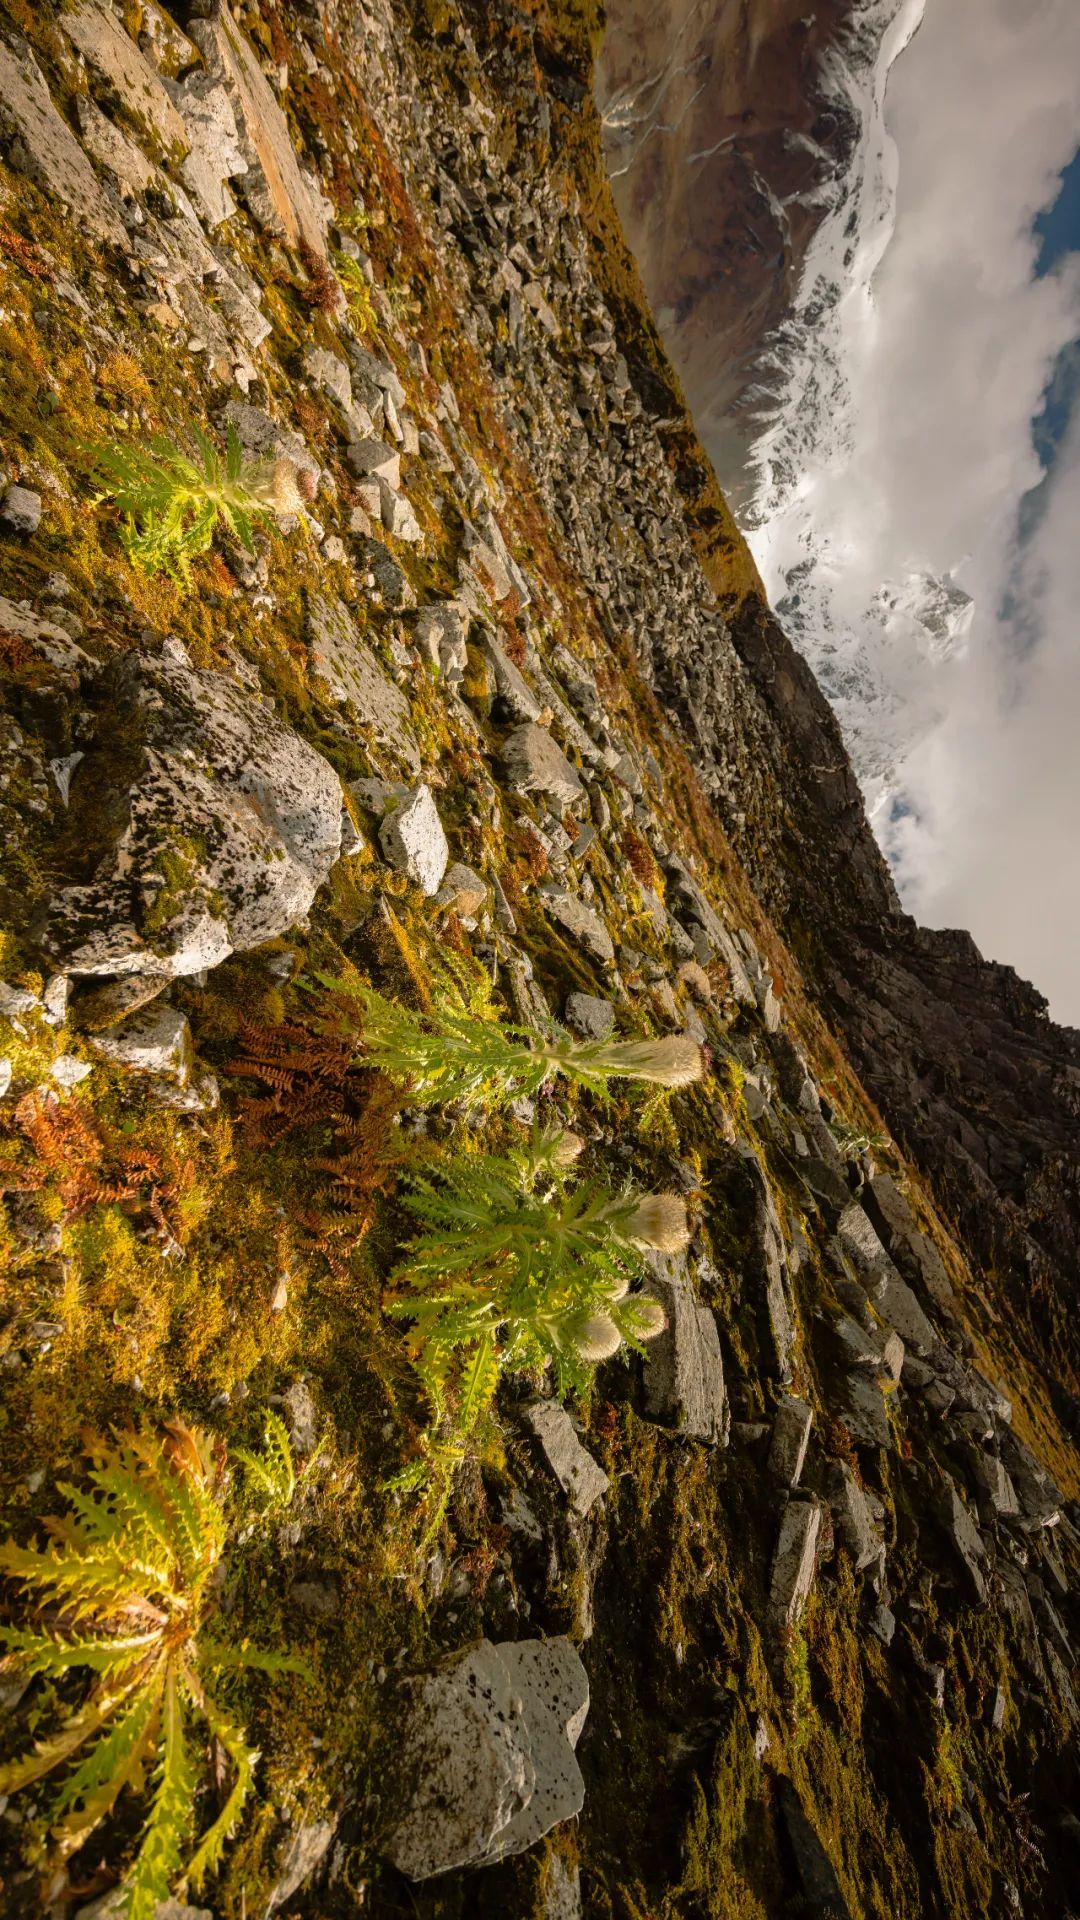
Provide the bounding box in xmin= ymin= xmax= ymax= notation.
xmin=347 ymin=341 xmax=406 ymax=409
xmin=922 ymin=1376 xmax=957 ymax=1418
xmin=836 ymin=1202 xmax=894 ymax=1288
xmin=186 ymin=12 xmax=328 ymax=258
xmin=836 ymin=1201 xmax=936 ymax=1353
xmin=525 ymin=1402 xmax=609 ymax=1517
xmin=379 ymin=786 xmax=449 ymax=896
xmin=380 ymin=480 xmax=423 ymax=542
xmin=46 ymin=652 xmax=343 ymax=981
xmin=415 ymin=601 xmax=469 ymax=677
xmin=870 ymin=1603 xmax=896 ymax=1646
xmin=282 ymin=1379 xmax=318 ymax=1455
xmin=225 ymin=401 xmax=319 ymax=491
xmin=767 ymin=1499 xmax=821 ymax=1630
xmin=874 ymin=1267 xmax=936 ymax=1356
xmin=384 ymin=1637 xmax=588 ymax=1879
xmin=289 ymin=1579 xmax=339 ymax=1619
xmin=834 ymin=1313 xmax=885 ymax=1369
xmin=350 ymin=778 xmax=405 ymax=817
xmin=90 ymin=1005 xmax=190 ymax=1084
xmin=541 ymin=889 xmax=614 ymax=967
xmin=998 ymin=1428 xmax=1063 ymax=1531
xmin=63 ymin=0 xmax=188 ymax=152
xmin=502 ymin=723 xmax=583 ymax=809
xmin=304 ymin=345 xmax=352 ymax=411
xmin=879 ymin=1330 xmax=905 ymax=1382
xmin=970 ymin=1451 xmax=1020 ymax=1521
xmin=355 ymin=536 xmax=416 ymax=610
xmin=0 ymin=33 xmax=126 ymax=245
xmin=829 ymin=1462 xmax=880 ymax=1571
xmin=0 ymin=594 xmax=90 ymax=682
xmin=266 ymin=1820 xmax=336 ymax=1913
xmin=479 ymin=630 xmax=544 ymax=721
xmin=863 ymin=1173 xmax=961 ymax=1320
xmin=0 ymin=485 xmax=42 ymax=535
xmin=842 ymin=1371 xmax=892 ymax=1450
xmin=741 ymin=1150 xmax=796 ymax=1383
xmin=940 ymin=1481 xmax=988 ymax=1604
xmin=542 ymin=1855 xmax=582 ymax=1920
xmin=798 ymin=1156 xmax=851 ymax=1211
xmin=173 ymin=68 xmax=248 ymax=227
xmin=349 ymin=437 xmax=401 ymax=487
xmin=306 ymin=592 xmax=420 ymax=773
xmin=767 ymin=1396 xmax=813 ymax=1488
xmin=642 ymin=1252 xmax=729 ymax=1445
xmin=777 ymin=1778 xmax=853 ymax=1919
xmin=434 ymin=863 xmax=487 ymax=917
xmin=563 ymin=991 xmax=615 ymax=1041
xmin=50 ymin=1054 xmax=92 ymax=1089
xmin=74 ymin=95 xmax=156 ymax=193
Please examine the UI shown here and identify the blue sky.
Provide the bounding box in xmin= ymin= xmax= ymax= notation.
xmin=1030 ymin=148 xmax=1080 ymax=466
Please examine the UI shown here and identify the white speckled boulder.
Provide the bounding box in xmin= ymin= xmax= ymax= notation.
xmin=384 ymin=1637 xmax=589 ymax=1880
xmin=46 ymin=651 xmax=343 ymax=980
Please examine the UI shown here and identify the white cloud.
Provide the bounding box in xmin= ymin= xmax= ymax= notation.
xmin=751 ymin=0 xmax=1080 ymax=1025
xmin=892 ymin=413 xmax=1080 ymax=1025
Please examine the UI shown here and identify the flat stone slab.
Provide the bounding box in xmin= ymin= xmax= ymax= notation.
xmin=502 ymin=722 xmax=583 ymax=808
xmin=0 ymin=33 xmax=126 ymax=245
xmin=306 ymin=592 xmax=420 ymax=774
xmin=842 ymin=1371 xmax=892 ymax=1450
xmin=829 ymin=1462 xmax=880 ymax=1570
xmin=384 ymin=1637 xmax=588 ymax=1880
xmin=541 ymin=889 xmax=614 ymax=967
xmin=768 ymin=1498 xmax=821 ymax=1630
xmin=90 ymin=1005 xmax=190 ymax=1084
xmin=643 ymin=1253 xmax=729 ymax=1445
xmin=525 ymin=1402 xmax=609 ymax=1517
xmin=940 ymin=1481 xmax=989 ymax=1605
xmin=564 ymin=991 xmax=616 ymax=1040
xmin=46 ymin=651 xmax=343 ymax=981
xmin=875 ymin=1267 xmax=936 ymax=1356
xmin=63 ymin=0 xmax=188 ymax=154
xmin=478 ymin=630 xmax=544 ymax=721
xmin=378 ymin=785 xmax=449 ymax=896
xmin=767 ymin=1396 xmax=813 ymax=1487
xmin=187 ymin=10 xmax=329 ymax=259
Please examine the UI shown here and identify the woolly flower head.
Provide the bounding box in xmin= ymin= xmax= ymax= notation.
xmin=631 ymin=1297 xmax=667 ymax=1341
xmin=595 ymin=1034 xmax=704 ymax=1088
xmin=575 ymin=1312 xmax=623 ymax=1362
xmin=623 ymin=1193 xmax=691 ymax=1254
xmin=548 ymin=1129 xmax=585 ymax=1169
xmin=248 ymin=456 xmax=312 ymax=516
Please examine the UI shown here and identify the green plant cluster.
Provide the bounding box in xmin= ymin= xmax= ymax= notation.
xmin=0 ymin=1417 xmax=304 ymax=1918
xmin=91 ymin=425 xmax=303 ymax=587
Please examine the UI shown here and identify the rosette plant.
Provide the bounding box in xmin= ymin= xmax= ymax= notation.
xmin=0 ymin=1418 xmax=304 ymax=1916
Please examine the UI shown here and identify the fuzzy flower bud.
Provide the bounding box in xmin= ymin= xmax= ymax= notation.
xmin=575 ymin=1313 xmax=623 ymax=1362
xmin=631 ymin=1298 xmax=667 ymax=1341
xmin=248 ymin=457 xmax=310 ymax=517
xmin=548 ymin=1129 xmax=585 ymax=1169
xmin=595 ymin=1034 xmax=704 ymax=1088
xmin=624 ymin=1193 xmax=691 ymax=1253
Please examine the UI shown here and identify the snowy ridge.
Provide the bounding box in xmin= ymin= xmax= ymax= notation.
xmin=739 ymin=0 xmax=972 ymax=828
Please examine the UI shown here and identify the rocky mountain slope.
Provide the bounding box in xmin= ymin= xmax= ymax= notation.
xmin=0 ymin=3 xmax=1077 ymax=1918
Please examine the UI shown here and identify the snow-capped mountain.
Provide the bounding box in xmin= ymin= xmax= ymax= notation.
xmin=739 ymin=0 xmax=986 ymax=829
xmin=600 ymin=0 xmax=977 ymax=835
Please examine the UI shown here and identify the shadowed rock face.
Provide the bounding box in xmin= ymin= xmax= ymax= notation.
xmin=596 ymin=0 xmax=862 ymax=497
